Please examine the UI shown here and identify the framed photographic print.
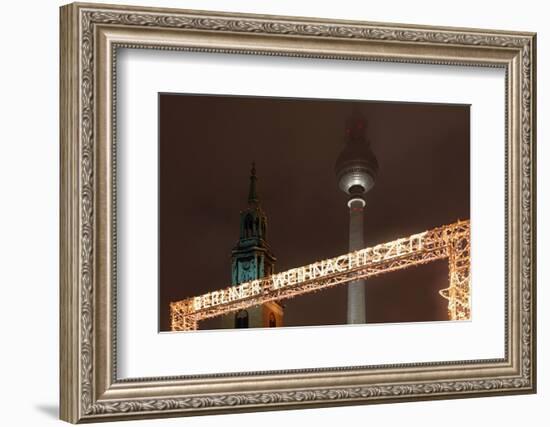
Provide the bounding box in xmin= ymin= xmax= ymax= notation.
xmin=59 ymin=2 xmax=537 ymax=423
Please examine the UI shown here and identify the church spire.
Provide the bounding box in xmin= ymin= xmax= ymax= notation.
xmin=248 ymin=162 xmax=259 ymax=205
xmin=223 ymin=162 xmax=282 ymax=329
xmin=237 ymin=162 xmax=269 ymax=245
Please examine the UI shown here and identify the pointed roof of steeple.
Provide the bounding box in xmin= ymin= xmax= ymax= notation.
xmin=248 ymin=162 xmax=259 ymax=205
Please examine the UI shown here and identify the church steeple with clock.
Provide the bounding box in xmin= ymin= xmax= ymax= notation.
xmin=222 ymin=163 xmax=283 ymax=329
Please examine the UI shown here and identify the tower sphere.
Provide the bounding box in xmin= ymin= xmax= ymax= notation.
xmin=335 ymin=111 xmax=379 ymax=195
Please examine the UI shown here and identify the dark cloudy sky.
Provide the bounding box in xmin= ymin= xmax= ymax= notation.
xmin=158 ymin=94 xmax=469 ymax=331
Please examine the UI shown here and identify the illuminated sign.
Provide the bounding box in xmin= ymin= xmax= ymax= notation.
xmin=170 ymin=220 xmax=470 ymax=331
xmin=189 ymin=231 xmax=427 ymax=313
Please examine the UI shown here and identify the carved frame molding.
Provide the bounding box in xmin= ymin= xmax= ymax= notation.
xmin=60 ymin=2 xmax=536 ymax=423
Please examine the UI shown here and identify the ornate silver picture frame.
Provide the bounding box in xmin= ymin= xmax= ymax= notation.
xmin=60 ymin=2 xmax=536 ymax=423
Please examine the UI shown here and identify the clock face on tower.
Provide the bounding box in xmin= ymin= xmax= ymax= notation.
xmin=237 ymin=258 xmax=257 ymax=282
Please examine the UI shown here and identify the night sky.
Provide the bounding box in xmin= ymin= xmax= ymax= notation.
xmin=158 ymin=94 xmax=470 ymax=332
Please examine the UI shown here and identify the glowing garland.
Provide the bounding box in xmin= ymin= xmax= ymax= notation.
xmin=170 ymin=219 xmax=470 ymax=331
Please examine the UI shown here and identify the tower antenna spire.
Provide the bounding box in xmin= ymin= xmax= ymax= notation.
xmin=345 ymin=106 xmax=368 ymax=143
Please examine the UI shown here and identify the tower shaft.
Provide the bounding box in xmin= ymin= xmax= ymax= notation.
xmin=347 ymin=198 xmax=366 ymax=324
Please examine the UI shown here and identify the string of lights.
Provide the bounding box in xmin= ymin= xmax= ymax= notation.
xmin=170 ymin=219 xmax=470 ymax=331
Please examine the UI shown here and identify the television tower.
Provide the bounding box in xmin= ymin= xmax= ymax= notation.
xmin=335 ymin=110 xmax=379 ymax=324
